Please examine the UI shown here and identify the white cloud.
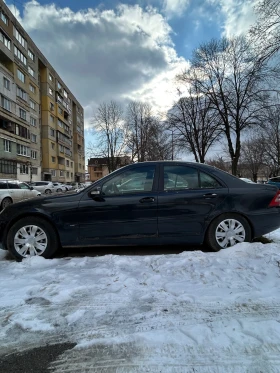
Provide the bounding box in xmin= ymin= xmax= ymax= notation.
xmin=162 ymin=0 xmax=191 ymax=18
xmin=210 ymin=0 xmax=257 ymax=37
xmin=10 ymin=1 xmax=188 ymax=131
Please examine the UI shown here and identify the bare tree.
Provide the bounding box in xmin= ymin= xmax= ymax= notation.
xmin=250 ymin=0 xmax=280 ymax=61
xmin=125 ymin=101 xmax=170 ymax=162
xmin=240 ymin=135 xmax=266 ymax=182
xmin=261 ymin=103 xmax=280 ymax=177
xmin=167 ymin=86 xmax=222 ymax=163
xmin=90 ymin=101 xmax=127 ymax=172
xmin=178 ymin=36 xmax=271 ymax=175
xmin=206 ymin=156 xmax=230 ymax=172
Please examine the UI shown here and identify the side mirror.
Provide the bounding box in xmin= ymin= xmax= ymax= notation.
xmin=30 ymin=186 xmax=34 ymax=190
xmin=90 ymin=187 xmax=101 ymax=197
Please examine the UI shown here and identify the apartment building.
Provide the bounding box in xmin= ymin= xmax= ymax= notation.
xmin=0 ymin=1 xmax=85 ymax=183
xmin=88 ymin=156 xmax=131 ymax=182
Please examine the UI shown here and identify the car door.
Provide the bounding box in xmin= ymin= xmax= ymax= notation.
xmin=7 ymin=181 xmax=24 ymax=203
xmin=78 ymin=164 xmax=159 ymax=244
xmin=18 ymin=182 xmax=34 ymax=199
xmin=157 ymin=164 xmax=228 ymax=242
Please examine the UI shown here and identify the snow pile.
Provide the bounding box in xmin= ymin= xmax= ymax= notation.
xmin=0 ymin=234 xmax=280 ymax=372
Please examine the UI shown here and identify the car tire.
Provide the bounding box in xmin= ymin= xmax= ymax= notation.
xmin=1 ymin=197 xmax=13 ymax=210
xmin=45 ymin=189 xmax=52 ymax=194
xmin=205 ymin=213 xmax=251 ymax=251
xmin=57 ymin=188 xmax=62 ymax=192
xmin=7 ymin=217 xmax=60 ymax=260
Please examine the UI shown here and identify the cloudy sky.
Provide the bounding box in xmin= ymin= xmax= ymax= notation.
xmin=6 ymin=0 xmax=258 ymax=149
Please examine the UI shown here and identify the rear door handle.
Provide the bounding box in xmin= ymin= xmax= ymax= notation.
xmin=139 ymin=197 xmax=155 ymax=203
xmin=203 ymin=193 xmax=217 ymax=199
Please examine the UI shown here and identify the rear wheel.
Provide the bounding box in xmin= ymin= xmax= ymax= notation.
xmin=45 ymin=189 xmax=52 ymax=194
xmin=57 ymin=188 xmax=62 ymax=192
xmin=205 ymin=213 xmax=251 ymax=251
xmin=1 ymin=197 xmax=12 ymax=210
xmin=7 ymin=217 xmax=59 ymax=260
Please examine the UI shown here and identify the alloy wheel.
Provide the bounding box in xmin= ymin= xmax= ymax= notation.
xmin=215 ymin=218 xmax=246 ymax=248
xmin=14 ymin=225 xmax=48 ymax=257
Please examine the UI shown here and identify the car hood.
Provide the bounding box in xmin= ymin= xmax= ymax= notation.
xmin=2 ymin=191 xmax=82 ymax=216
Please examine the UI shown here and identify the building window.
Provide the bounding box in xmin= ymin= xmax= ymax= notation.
xmin=58 ymin=119 xmax=63 ymax=128
xmin=49 ymin=88 xmax=53 ymax=95
xmin=17 ymin=69 xmax=25 ymax=83
xmin=20 ymin=164 xmax=29 ymax=174
xmin=63 ymin=90 xmax=68 ymax=98
xmin=15 ymin=29 xmax=26 ymax=48
xmin=1 ymin=96 xmax=11 ymax=111
xmin=1 ymin=11 xmax=8 ymax=25
xmin=51 ymin=169 xmax=56 ymax=176
xmin=57 ymin=82 xmax=61 ymax=89
xmin=17 ymin=86 xmax=27 ymax=101
xmin=14 ymin=46 xmax=27 ymax=65
xmin=31 ymin=150 xmax=37 ymax=159
xmin=29 ymin=84 xmax=35 ymax=93
xmin=66 ymin=171 xmax=69 ymax=177
xmin=30 ymin=117 xmax=36 ymax=127
xmin=0 ymin=159 xmax=17 ymax=174
xmin=28 ymin=66 xmax=35 ymax=77
xmin=50 ymin=102 xmax=54 ymax=111
xmin=71 ymin=172 xmax=73 ymax=178
xmin=17 ymin=144 xmax=30 ymax=156
xmin=51 ymin=156 xmax=55 ymax=163
xmin=3 ymin=77 xmax=10 ymax=90
xmin=50 ymin=128 xmax=55 ymax=137
xmin=66 ymin=160 xmax=69 ymax=167
xmin=58 ymin=106 xmax=63 ymax=115
xmin=49 ymin=74 xmax=53 ymax=82
xmin=31 ymin=134 xmax=37 ymax=143
xmin=19 ymin=108 xmax=26 ymax=120
xmin=32 ymin=167 xmax=38 ymax=175
xmin=4 ymin=139 xmax=11 ymax=152
xmin=28 ymin=49 xmax=34 ymax=61
xmin=50 ymin=115 xmax=55 ymax=123
xmin=60 ymin=170 xmax=64 ymax=176
xmin=59 ymin=144 xmax=64 ymax=153
xmin=0 ymin=30 xmax=11 ymax=50
xmin=51 ymin=142 xmax=55 ymax=149
xmin=30 ymin=100 xmax=36 ymax=110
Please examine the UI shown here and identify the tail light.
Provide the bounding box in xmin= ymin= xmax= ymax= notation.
xmin=269 ymin=190 xmax=280 ymax=207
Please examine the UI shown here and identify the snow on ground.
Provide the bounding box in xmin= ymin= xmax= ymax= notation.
xmin=0 ymin=233 xmax=280 ymax=372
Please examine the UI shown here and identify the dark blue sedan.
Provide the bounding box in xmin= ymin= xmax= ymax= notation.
xmin=1 ymin=161 xmax=280 ymax=260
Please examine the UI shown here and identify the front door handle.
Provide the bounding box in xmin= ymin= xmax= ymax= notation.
xmin=139 ymin=197 xmax=155 ymax=203
xmin=203 ymin=193 xmax=217 ymax=199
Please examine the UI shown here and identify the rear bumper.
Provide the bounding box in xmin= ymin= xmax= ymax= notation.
xmin=248 ymin=208 xmax=280 ymax=237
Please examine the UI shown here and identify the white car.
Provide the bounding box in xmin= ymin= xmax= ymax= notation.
xmin=30 ymin=181 xmax=55 ymax=194
xmin=0 ymin=180 xmax=41 ymax=210
xmin=52 ymin=182 xmax=67 ymax=193
xmin=240 ymin=177 xmax=256 ymax=184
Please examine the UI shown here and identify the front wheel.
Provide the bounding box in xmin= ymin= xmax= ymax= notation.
xmin=205 ymin=214 xmax=251 ymax=251
xmin=45 ymin=189 xmax=52 ymax=194
xmin=7 ymin=217 xmax=59 ymax=260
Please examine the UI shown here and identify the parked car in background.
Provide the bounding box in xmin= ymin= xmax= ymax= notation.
xmin=1 ymin=161 xmax=280 ymax=261
xmin=0 ymin=180 xmax=41 ymax=210
xmin=52 ymin=182 xmax=67 ymax=193
xmin=30 ymin=181 xmax=55 ymax=194
xmin=239 ymin=178 xmax=256 ymax=184
xmin=267 ymin=177 xmax=280 ymax=189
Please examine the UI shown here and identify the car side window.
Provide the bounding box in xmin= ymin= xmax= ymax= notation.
xmin=19 ymin=182 xmax=30 ymax=189
xmin=200 ymin=172 xmax=221 ymax=188
xmin=163 ymin=165 xmax=199 ymax=191
xmin=0 ymin=181 xmax=7 ymax=189
xmin=7 ymin=182 xmax=20 ymax=189
xmin=102 ymin=166 xmax=156 ymax=196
